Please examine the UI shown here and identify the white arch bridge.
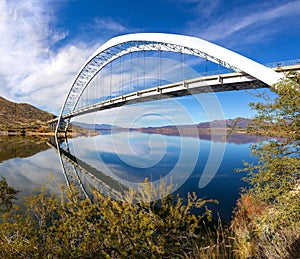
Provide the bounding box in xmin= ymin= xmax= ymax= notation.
xmin=49 ymin=33 xmax=300 ymax=133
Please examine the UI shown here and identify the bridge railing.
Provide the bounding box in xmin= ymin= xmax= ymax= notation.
xmin=266 ymin=59 xmax=300 ymax=68
xmin=201 ymin=59 xmax=300 ymax=77
xmin=198 ymin=68 xmax=234 ymax=77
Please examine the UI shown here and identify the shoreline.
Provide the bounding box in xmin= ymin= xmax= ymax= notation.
xmin=0 ymin=131 xmax=55 ymax=136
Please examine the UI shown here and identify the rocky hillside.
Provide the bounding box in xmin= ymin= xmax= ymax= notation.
xmin=0 ymin=96 xmax=55 ymax=133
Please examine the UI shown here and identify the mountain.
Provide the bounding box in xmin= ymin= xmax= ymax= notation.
xmin=0 ymin=96 xmax=55 ymax=133
xmin=71 ymin=118 xmax=251 ymax=133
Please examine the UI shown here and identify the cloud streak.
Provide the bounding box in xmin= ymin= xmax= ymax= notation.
xmin=92 ymin=17 xmax=132 ymax=33
xmin=185 ymin=0 xmax=300 ymax=47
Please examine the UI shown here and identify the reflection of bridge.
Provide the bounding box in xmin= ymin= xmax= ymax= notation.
xmin=48 ymin=137 xmax=127 ymax=199
xmin=48 ymin=33 xmax=300 ymax=132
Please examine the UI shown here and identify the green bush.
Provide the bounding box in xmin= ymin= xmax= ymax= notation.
xmin=0 ymin=180 xmax=234 ymax=258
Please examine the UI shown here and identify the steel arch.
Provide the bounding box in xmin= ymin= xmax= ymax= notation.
xmin=56 ymin=33 xmax=282 ymax=132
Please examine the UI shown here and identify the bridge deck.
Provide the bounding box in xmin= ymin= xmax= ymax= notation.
xmin=48 ymin=63 xmax=300 ymax=125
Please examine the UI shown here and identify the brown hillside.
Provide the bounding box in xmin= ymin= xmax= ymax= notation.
xmin=0 ymin=96 xmax=55 ymax=132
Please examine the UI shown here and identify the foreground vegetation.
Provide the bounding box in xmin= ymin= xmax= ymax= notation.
xmin=0 ymin=179 xmax=234 ymax=258
xmin=0 ymin=73 xmax=299 ymax=258
xmin=231 ymin=72 xmax=300 ymax=258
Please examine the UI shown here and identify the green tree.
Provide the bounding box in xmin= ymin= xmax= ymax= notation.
xmin=232 ymin=72 xmax=300 ymax=258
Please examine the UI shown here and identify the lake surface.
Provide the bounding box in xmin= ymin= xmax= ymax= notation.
xmin=0 ymin=133 xmax=257 ymax=222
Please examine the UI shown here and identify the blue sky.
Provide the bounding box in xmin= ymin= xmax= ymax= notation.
xmin=0 ymin=0 xmax=300 ymax=125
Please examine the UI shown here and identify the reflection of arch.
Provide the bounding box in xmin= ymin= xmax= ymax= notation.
xmin=57 ymin=33 xmax=282 ymax=132
xmin=49 ymin=136 xmax=127 ymax=199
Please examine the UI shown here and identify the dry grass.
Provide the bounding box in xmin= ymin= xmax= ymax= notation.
xmin=231 ymin=193 xmax=300 ymax=259
xmin=189 ymin=218 xmax=235 ymax=259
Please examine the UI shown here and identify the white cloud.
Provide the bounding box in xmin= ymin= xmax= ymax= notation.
xmin=18 ymin=44 xmax=94 ymax=113
xmin=0 ymin=0 xmax=95 ymax=114
xmin=0 ymin=0 xmax=145 ymax=115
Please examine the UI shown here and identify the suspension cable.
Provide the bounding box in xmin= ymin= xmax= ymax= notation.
xmin=181 ymin=50 xmax=183 ymax=81
xmin=121 ymin=55 xmax=124 ymax=96
xmin=143 ymin=50 xmax=146 ymax=90
xmin=137 ymin=51 xmax=139 ymax=91
xmin=159 ymin=50 xmax=162 ymax=86
xmin=110 ymin=61 xmax=112 ymax=99
xmin=181 ymin=48 xmax=185 ymax=81
xmin=130 ymin=51 xmax=133 ymax=91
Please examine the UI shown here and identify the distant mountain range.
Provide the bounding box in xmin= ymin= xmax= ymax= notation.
xmin=72 ymin=117 xmax=251 ymax=132
xmin=70 ymin=118 xmax=258 ymax=144
xmin=0 ymin=96 xmax=55 ymax=133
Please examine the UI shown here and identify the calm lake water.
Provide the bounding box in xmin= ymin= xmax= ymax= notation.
xmin=0 ymin=132 xmax=257 ymax=222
